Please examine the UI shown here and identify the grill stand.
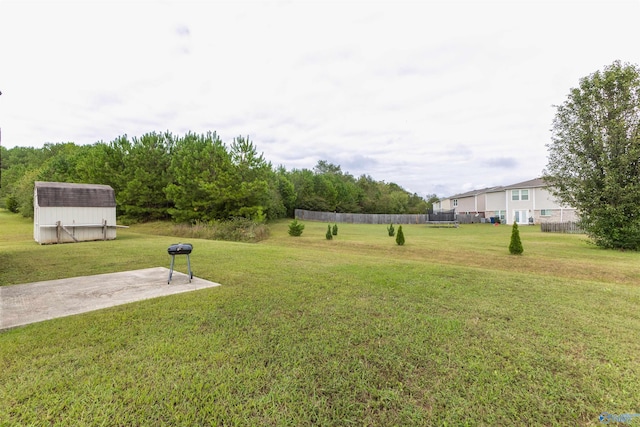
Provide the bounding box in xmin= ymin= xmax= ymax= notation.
xmin=168 ymin=253 xmax=193 ymax=284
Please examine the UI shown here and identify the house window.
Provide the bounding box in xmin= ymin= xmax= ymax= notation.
xmin=495 ymin=210 xmax=505 ymax=221
xmin=511 ymin=189 xmax=529 ymax=201
xmin=541 ymin=209 xmax=552 ymax=216
xmin=453 ymin=199 xmax=458 ymax=207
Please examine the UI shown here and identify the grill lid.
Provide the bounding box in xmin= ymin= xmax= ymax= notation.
xmin=168 ymin=243 xmax=193 ymax=255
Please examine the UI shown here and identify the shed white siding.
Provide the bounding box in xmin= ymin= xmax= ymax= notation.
xmin=34 ymin=182 xmax=118 ymax=244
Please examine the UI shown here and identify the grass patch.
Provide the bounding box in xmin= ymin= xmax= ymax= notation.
xmin=1 ymin=211 xmax=640 ymax=425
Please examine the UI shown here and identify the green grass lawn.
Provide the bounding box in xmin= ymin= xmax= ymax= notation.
xmin=1 ymin=210 xmax=640 ymax=426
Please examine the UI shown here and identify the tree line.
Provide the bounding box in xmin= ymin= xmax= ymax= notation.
xmin=0 ymin=131 xmax=437 ymax=222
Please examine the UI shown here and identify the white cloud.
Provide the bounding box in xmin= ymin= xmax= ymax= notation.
xmin=1 ymin=0 xmax=639 ymax=196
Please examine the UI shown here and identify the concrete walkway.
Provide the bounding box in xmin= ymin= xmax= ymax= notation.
xmin=0 ymin=267 xmax=221 ymax=330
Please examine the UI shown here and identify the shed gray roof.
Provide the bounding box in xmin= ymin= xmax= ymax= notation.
xmin=35 ymin=181 xmax=116 ymax=208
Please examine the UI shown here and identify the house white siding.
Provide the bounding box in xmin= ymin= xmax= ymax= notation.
xmin=484 ymin=179 xmax=575 ymax=224
xmin=434 ymin=199 xmax=452 ymax=211
xmin=529 ymin=187 xmax=578 ymax=224
xmin=485 ymin=192 xmax=504 ymax=208
xmin=455 ymin=196 xmax=477 ymax=214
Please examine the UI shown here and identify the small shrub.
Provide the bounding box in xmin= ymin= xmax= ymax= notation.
xmin=253 ymin=207 xmax=267 ymax=224
xmin=5 ymin=194 xmax=19 ymax=213
xmin=332 ymin=224 xmax=338 ymax=235
xmin=326 ymin=225 xmax=333 ymax=240
xmin=288 ymin=219 xmax=305 ymax=237
xmin=395 ymin=225 xmax=405 ymax=246
xmin=387 ymin=223 xmax=395 ymax=236
xmin=509 ymin=221 xmax=524 ymax=254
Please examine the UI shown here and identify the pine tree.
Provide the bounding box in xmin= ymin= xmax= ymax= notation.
xmin=332 ymin=224 xmax=338 ymax=235
xmin=395 ymin=225 xmax=405 ymax=246
xmin=509 ymin=221 xmax=524 ymax=255
xmin=326 ymin=224 xmax=333 ymax=240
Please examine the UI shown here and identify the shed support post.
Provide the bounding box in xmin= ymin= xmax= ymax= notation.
xmin=60 ymin=224 xmax=79 ymax=242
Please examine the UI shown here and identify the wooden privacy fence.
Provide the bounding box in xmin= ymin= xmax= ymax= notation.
xmin=295 ymin=209 xmax=427 ymax=224
xmin=540 ymin=222 xmax=585 ymax=234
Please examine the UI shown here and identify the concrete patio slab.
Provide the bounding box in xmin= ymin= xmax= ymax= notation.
xmin=0 ymin=267 xmax=221 ymax=330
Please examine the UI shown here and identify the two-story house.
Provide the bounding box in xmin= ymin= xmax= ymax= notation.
xmin=435 ymin=178 xmax=577 ymax=225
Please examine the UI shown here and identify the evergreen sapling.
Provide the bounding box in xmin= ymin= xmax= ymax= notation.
xmin=509 ymin=221 xmax=524 ymax=254
xmin=395 ymin=225 xmax=405 ymax=246
xmin=288 ymin=219 xmax=304 ymax=237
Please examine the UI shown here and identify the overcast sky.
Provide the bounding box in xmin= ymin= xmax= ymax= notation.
xmin=1 ymin=0 xmax=639 ymax=197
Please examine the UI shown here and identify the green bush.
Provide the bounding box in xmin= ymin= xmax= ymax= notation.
xmin=288 ymin=219 xmax=305 ymax=237
xmin=326 ymin=224 xmax=333 ymax=240
xmin=509 ymin=221 xmax=524 ymax=255
xmin=387 ymin=223 xmax=395 ymax=236
xmin=395 ymin=225 xmax=405 ymax=246
xmin=332 ymin=224 xmax=338 ymax=236
xmin=583 ymin=214 xmax=640 ymax=250
xmin=5 ymin=194 xmax=19 ymax=213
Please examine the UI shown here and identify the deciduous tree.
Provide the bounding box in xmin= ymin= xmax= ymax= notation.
xmin=545 ymin=61 xmax=640 ymax=250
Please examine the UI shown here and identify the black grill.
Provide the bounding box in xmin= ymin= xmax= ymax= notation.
xmin=167 ymin=243 xmax=193 ymax=284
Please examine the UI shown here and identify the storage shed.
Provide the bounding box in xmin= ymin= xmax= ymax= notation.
xmin=34 ymin=181 xmax=119 ymax=244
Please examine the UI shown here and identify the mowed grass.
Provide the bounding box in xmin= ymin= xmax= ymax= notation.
xmin=1 ymin=211 xmax=640 ymax=426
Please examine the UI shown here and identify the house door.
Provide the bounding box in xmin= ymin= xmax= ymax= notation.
xmin=514 ymin=210 xmax=529 ymax=225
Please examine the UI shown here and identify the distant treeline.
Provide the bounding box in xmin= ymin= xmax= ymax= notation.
xmin=0 ymin=131 xmax=437 ymax=222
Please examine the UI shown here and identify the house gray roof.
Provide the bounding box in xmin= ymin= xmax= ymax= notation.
xmin=445 ymin=177 xmax=548 ymax=199
xmin=447 ymin=186 xmax=502 ymax=200
xmin=35 ymin=181 xmax=116 ymax=208
xmin=499 ymin=177 xmax=548 ymax=190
